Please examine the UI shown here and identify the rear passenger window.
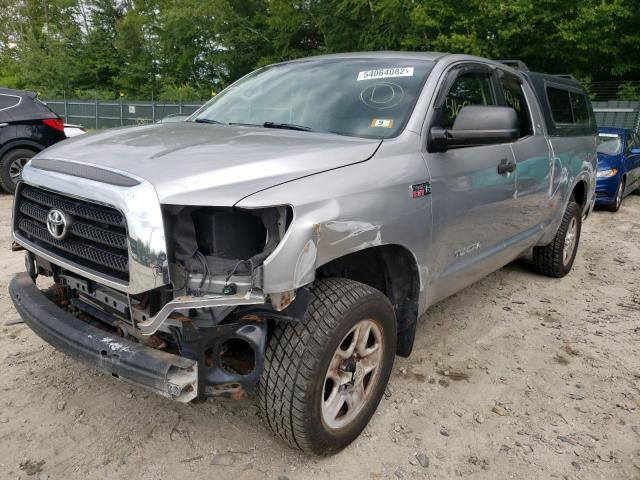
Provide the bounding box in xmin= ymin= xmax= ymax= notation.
xmin=442 ymin=72 xmax=496 ymax=128
xmin=547 ymin=87 xmax=573 ymax=123
xmin=546 ymin=86 xmax=590 ymax=125
xmin=499 ymin=76 xmax=532 ymax=138
xmin=0 ymin=94 xmax=20 ymax=110
xmin=569 ymin=92 xmax=589 ymax=124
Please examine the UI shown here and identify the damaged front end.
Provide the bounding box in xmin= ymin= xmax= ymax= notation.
xmin=11 ymin=165 xmax=309 ymax=402
xmin=138 ymin=203 xmax=309 ymax=399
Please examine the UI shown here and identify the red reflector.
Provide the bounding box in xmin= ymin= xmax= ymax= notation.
xmin=42 ymin=118 xmax=65 ymax=132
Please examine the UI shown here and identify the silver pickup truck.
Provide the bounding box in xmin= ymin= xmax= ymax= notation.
xmin=9 ymin=52 xmax=596 ymax=455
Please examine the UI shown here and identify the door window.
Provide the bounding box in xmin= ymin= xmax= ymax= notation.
xmin=442 ymin=72 xmax=496 ymax=128
xmin=546 ymin=86 xmax=590 ymax=125
xmin=570 ymin=92 xmax=590 ymax=124
xmin=547 ymin=87 xmax=573 ymax=123
xmin=499 ymin=75 xmax=532 ymax=138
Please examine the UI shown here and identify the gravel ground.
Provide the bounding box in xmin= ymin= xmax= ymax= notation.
xmin=0 ymin=192 xmax=639 ymax=480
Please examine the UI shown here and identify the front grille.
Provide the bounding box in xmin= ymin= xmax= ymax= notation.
xmin=15 ymin=185 xmax=129 ymax=281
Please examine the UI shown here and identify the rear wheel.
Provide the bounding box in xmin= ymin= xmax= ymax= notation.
xmin=607 ymin=177 xmax=625 ymax=212
xmin=257 ymin=278 xmax=396 ymax=455
xmin=532 ymin=197 xmax=581 ymax=278
xmin=0 ymin=148 xmax=35 ymax=193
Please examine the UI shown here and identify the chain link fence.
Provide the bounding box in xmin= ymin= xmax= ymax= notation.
xmin=42 ymin=98 xmax=206 ymax=129
xmin=592 ymin=101 xmax=640 ymax=132
xmin=589 ymin=80 xmax=640 ymax=102
xmin=41 ymin=97 xmax=639 ymax=133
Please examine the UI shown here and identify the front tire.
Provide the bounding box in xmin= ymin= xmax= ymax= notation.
xmin=532 ymin=197 xmax=581 ymax=278
xmin=0 ymin=148 xmax=35 ymax=193
xmin=257 ymin=278 xmax=396 ymax=455
xmin=607 ymin=177 xmax=625 ymax=212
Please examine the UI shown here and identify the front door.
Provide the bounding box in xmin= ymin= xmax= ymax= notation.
xmin=497 ymin=69 xmax=553 ymax=235
xmin=425 ymin=65 xmax=518 ymax=303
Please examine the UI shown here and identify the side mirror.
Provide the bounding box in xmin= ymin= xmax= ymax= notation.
xmin=430 ymin=105 xmax=519 ymax=150
xmin=630 ymin=148 xmax=640 ymax=155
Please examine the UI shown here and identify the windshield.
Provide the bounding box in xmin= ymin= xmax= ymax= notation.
xmin=597 ymin=133 xmax=623 ymax=155
xmin=192 ymin=58 xmax=435 ymax=139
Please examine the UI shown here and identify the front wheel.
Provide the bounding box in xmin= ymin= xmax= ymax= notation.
xmin=532 ymin=197 xmax=582 ymax=278
xmin=607 ymin=177 xmax=625 ymax=212
xmin=257 ymin=278 xmax=396 ymax=455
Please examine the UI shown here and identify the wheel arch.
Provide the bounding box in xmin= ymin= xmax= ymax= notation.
xmin=539 ymin=175 xmax=591 ymax=246
xmin=0 ymin=139 xmax=44 ymax=159
xmin=570 ymin=178 xmax=588 ymax=209
xmin=316 ymin=244 xmax=421 ymax=357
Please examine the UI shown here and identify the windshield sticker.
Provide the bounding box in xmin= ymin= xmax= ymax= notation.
xmin=357 ymin=67 xmax=414 ymax=81
xmin=371 ymin=118 xmax=394 ymax=128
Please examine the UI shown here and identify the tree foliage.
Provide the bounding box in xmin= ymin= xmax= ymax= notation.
xmin=0 ymin=0 xmax=638 ymax=99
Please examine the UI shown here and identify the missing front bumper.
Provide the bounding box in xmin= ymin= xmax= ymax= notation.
xmin=9 ymin=273 xmax=198 ymax=402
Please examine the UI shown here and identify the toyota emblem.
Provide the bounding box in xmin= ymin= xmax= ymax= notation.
xmin=46 ymin=209 xmax=69 ymax=240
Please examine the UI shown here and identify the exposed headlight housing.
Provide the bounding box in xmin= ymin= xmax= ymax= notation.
xmin=597 ymin=167 xmax=618 ymax=178
xmin=162 ymin=205 xmax=292 ymax=296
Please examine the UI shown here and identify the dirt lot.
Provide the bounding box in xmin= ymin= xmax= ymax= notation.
xmin=0 ymin=192 xmax=639 ymax=480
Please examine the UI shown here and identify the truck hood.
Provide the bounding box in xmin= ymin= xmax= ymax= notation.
xmin=38 ymin=122 xmax=381 ymax=205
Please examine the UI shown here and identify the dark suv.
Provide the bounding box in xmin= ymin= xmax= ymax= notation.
xmin=0 ymin=88 xmax=66 ymax=193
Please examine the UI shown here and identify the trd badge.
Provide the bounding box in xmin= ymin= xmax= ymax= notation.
xmin=411 ymin=182 xmax=431 ymax=198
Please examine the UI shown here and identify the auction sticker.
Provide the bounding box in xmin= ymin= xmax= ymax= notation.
xmin=371 ymin=118 xmax=394 ymax=128
xmin=357 ymin=67 xmax=414 ymax=81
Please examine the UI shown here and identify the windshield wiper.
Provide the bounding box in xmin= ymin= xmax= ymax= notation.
xmin=228 ymin=122 xmax=262 ymax=127
xmin=192 ymin=118 xmax=226 ymax=125
xmin=226 ymin=121 xmax=316 ymax=132
xmin=263 ymin=122 xmax=314 ymax=132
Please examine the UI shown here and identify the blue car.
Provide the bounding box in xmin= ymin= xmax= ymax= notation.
xmin=595 ymin=127 xmax=640 ymax=211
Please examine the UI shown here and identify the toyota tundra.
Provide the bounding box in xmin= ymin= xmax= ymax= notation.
xmin=9 ymin=52 xmax=597 ymax=455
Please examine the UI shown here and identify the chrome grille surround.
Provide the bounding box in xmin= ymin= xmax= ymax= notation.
xmin=13 ymin=159 xmax=170 ymax=294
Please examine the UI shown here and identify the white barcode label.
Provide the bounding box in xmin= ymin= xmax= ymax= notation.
xmin=357 ymin=67 xmax=414 ymax=81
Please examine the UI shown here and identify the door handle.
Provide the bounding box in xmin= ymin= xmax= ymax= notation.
xmin=497 ymin=158 xmax=516 ymax=175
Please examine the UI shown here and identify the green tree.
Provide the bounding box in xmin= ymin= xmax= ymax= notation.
xmin=1 ymin=0 xmax=639 ymax=99
xmin=73 ymin=0 xmax=124 ymax=97
xmin=158 ymin=83 xmax=203 ymax=101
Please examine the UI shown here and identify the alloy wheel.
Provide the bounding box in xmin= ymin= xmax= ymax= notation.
xmin=615 ymin=181 xmax=624 ymax=209
xmin=321 ymin=318 xmax=383 ymax=430
xmin=9 ymin=156 xmax=30 ymax=184
xmin=562 ymin=216 xmax=578 ymax=267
